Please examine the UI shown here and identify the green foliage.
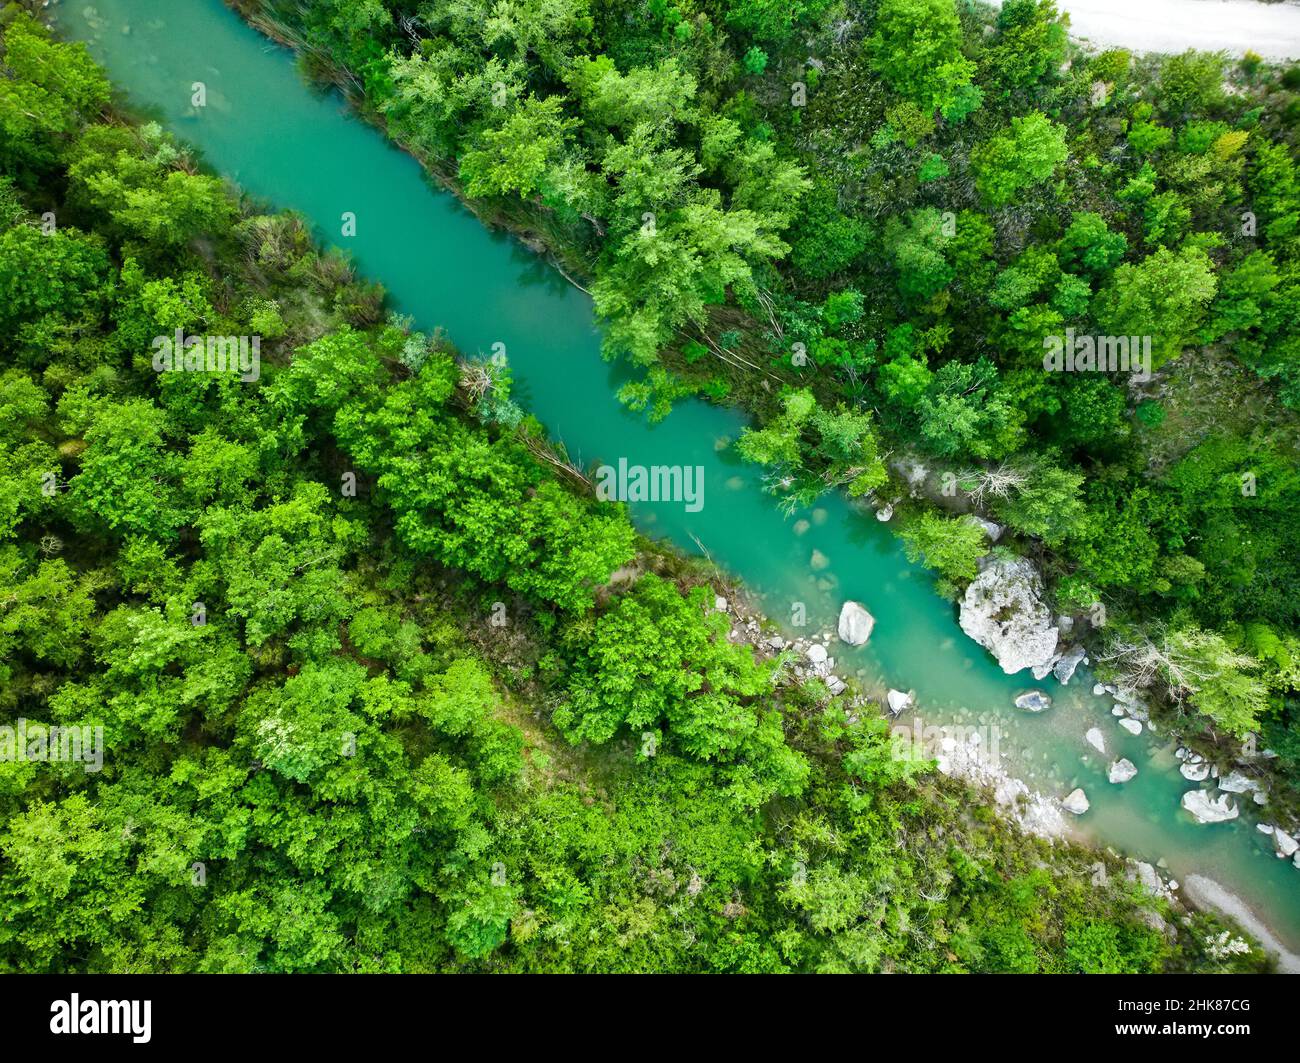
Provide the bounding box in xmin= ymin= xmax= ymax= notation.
xmin=971 ymin=112 xmax=1068 ymax=208
xmin=555 ymin=574 xmax=807 ymax=805
xmin=868 ymin=0 xmax=976 ymax=117
xmin=899 ymin=510 xmax=988 ymax=584
xmin=1093 ymin=246 xmax=1218 ymax=365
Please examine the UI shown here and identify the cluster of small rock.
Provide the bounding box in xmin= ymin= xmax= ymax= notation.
xmin=931 ymin=725 xmax=1068 ymax=840
xmin=713 ymin=594 xmax=859 ymax=701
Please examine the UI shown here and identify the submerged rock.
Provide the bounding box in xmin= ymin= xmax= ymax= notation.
xmin=1109 ymin=758 xmax=1138 ymax=784
xmin=1014 ymin=690 xmax=1052 ymax=713
xmin=1085 ymin=727 xmax=1106 ymax=754
xmin=1062 ymin=788 xmax=1090 ymax=814
xmin=1182 ymin=789 xmax=1239 ymax=824
xmin=958 ymin=556 xmax=1060 ymax=676
xmin=837 ymin=601 xmax=875 ymax=646
xmin=810 ymin=549 xmax=830 ymax=572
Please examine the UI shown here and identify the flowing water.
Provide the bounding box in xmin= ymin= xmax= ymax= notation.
xmin=50 ymin=0 xmax=1300 ymax=960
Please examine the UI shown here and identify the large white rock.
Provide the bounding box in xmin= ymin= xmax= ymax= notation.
xmin=1053 ymin=645 xmax=1088 ymax=685
xmin=1217 ymin=771 xmax=1255 ymax=794
xmin=1119 ymin=717 xmax=1143 ymax=736
xmin=1274 ymin=829 xmax=1299 ymax=859
xmin=958 ymin=556 xmax=1060 ymax=676
xmin=886 ymin=689 xmax=914 ymax=715
xmin=805 ymin=643 xmax=828 ymax=666
xmin=1182 ymin=789 xmax=1239 ymax=824
xmin=837 ymin=601 xmax=875 ymax=646
xmin=1109 ymin=758 xmax=1138 ymax=784
xmin=1062 ymin=788 xmax=1090 ymax=814
xmin=1085 ymin=727 xmax=1106 ymax=754
xmin=1180 ymin=756 xmax=1211 ymax=781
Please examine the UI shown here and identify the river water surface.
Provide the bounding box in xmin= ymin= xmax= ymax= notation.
xmin=50 ymin=0 xmax=1300 ymax=962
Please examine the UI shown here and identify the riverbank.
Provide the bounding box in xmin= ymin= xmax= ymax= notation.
xmin=1184 ymin=876 xmax=1300 ymax=973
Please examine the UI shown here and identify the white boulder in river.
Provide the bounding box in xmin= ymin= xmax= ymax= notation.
xmin=886 ymin=688 xmax=915 ymax=715
xmin=1085 ymin=727 xmax=1106 ymax=754
xmin=1014 ymin=690 xmax=1052 ymax=712
xmin=1108 ymin=758 xmax=1138 ymax=784
xmin=837 ymin=601 xmax=875 ymax=646
xmin=805 ymin=643 xmax=828 ymax=666
xmin=1182 ymin=789 xmax=1239 ymax=824
xmin=1118 ymin=717 xmax=1143 ymax=736
xmin=1062 ymin=788 xmax=1090 ymax=814
xmin=958 ymin=556 xmax=1060 ymax=676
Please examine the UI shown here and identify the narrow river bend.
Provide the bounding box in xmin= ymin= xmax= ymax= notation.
xmin=51 ymin=0 xmax=1300 ymax=962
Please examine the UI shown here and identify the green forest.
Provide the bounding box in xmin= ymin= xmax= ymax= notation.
xmin=0 ymin=0 xmax=1296 ymax=973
